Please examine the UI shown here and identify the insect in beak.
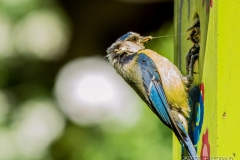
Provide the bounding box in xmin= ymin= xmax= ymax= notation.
xmin=142 ymin=36 xmax=152 ymax=43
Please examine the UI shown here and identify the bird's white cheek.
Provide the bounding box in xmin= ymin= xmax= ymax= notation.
xmin=121 ymin=47 xmax=126 ymax=51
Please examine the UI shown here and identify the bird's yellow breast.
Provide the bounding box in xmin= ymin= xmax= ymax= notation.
xmin=137 ymin=49 xmax=190 ymax=117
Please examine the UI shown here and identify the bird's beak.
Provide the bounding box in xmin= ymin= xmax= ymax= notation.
xmin=142 ymin=36 xmax=152 ymax=43
xmin=187 ymin=17 xmax=200 ymax=32
xmin=186 ymin=26 xmax=195 ymax=32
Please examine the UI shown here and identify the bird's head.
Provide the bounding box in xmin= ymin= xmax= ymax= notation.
xmin=106 ymin=32 xmax=152 ymax=65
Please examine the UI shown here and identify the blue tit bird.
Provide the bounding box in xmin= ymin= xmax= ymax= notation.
xmin=106 ymin=32 xmax=197 ymax=159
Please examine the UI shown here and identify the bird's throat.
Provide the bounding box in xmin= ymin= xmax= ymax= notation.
xmin=118 ymin=53 xmax=137 ymax=65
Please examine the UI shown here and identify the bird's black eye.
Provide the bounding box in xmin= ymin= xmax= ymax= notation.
xmin=130 ymin=36 xmax=138 ymax=41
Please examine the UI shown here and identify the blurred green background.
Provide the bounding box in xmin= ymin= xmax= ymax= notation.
xmin=0 ymin=0 xmax=174 ymax=159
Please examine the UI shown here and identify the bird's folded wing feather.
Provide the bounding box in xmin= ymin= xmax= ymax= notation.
xmin=137 ymin=53 xmax=197 ymax=158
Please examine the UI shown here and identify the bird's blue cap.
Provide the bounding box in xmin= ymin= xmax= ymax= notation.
xmin=117 ymin=32 xmax=134 ymax=41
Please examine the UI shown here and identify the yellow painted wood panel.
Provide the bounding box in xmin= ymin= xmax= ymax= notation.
xmin=174 ymin=0 xmax=240 ymax=159
xmin=218 ymin=1 xmax=240 ymax=158
xmin=200 ymin=4 xmax=218 ymax=157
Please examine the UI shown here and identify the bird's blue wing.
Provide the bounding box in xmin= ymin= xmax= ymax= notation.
xmin=137 ymin=53 xmax=175 ymax=129
xmin=137 ymin=53 xmax=197 ymax=159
